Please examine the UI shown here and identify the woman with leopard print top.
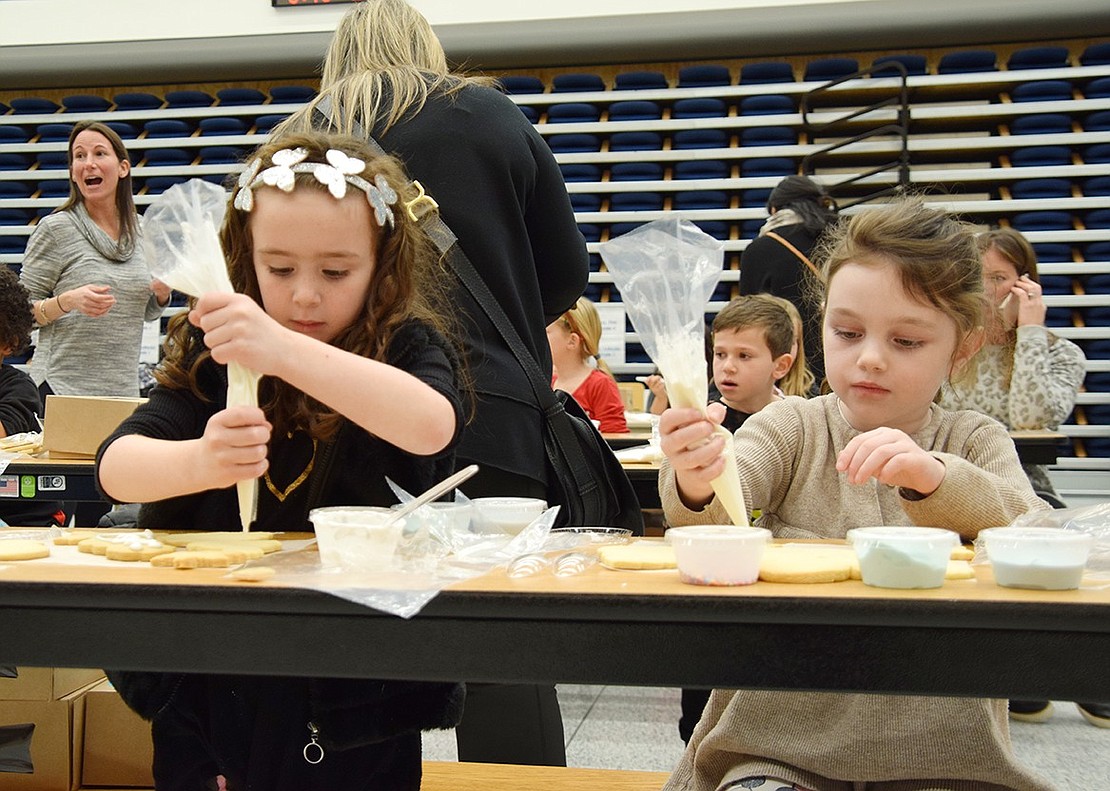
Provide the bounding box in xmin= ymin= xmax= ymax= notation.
xmin=940 ymin=226 xmax=1085 ymax=500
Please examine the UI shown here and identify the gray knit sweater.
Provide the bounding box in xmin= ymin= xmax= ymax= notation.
xmin=20 ymin=210 xmax=164 ymax=397
xmin=660 ymin=395 xmax=1053 ymax=790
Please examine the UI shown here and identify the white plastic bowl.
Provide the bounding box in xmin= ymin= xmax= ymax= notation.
xmin=847 ymin=526 xmax=959 ymax=589
xmin=980 ymin=526 xmax=1094 ymax=590
xmin=469 ymin=496 xmax=547 ymax=535
xmin=310 ymin=506 xmax=404 ymax=570
xmin=667 ymin=525 xmax=771 ymax=586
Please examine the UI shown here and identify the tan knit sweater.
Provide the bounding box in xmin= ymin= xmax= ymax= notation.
xmin=660 ymin=395 xmax=1053 ymax=790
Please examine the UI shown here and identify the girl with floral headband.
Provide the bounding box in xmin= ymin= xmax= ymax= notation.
xmin=96 ymin=131 xmax=465 ymax=791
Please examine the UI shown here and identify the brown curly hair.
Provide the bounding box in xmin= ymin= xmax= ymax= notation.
xmin=0 ymin=267 xmax=34 ymax=357
xmin=156 ymin=131 xmax=461 ymax=440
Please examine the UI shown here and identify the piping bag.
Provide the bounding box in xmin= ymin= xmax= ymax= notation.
xmin=599 ymin=217 xmax=748 ymax=526
xmin=141 ymin=179 xmax=263 ymax=531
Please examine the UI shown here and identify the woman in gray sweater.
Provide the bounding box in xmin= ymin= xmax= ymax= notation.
xmin=20 ymin=120 xmax=169 ymax=399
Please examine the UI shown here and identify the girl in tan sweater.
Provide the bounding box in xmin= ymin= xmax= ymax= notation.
xmin=659 ymin=199 xmax=1053 ymax=790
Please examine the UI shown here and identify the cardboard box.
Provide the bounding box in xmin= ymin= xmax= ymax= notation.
xmin=43 ymin=396 xmax=146 ymax=459
xmin=80 ymin=680 xmax=153 ymax=788
xmin=0 ymin=683 xmax=91 ymax=791
xmin=0 ymin=667 xmax=106 ymax=702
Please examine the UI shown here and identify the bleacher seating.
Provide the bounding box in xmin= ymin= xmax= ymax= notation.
xmin=3 ymin=37 xmax=1110 ymax=467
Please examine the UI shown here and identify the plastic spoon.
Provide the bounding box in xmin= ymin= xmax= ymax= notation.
xmin=389 ymin=464 xmax=479 ymax=537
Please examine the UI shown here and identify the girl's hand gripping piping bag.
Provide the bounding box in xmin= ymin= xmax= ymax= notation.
xmin=599 ymin=217 xmax=748 ymax=526
xmin=141 ymin=179 xmax=263 ymax=531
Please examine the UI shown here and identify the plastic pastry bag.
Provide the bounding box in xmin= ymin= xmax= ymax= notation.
xmin=599 ymin=217 xmax=749 ymax=526
xmin=141 ymin=179 xmax=262 ymax=531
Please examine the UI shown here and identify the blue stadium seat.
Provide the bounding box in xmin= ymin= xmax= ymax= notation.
xmin=674 ymin=191 xmax=729 ymax=210
xmin=518 ymin=106 xmax=540 ymax=124
xmin=1010 ymin=146 xmax=1072 ymax=167
xmin=1085 ymin=241 xmax=1110 ymax=261
xmin=740 ymin=126 xmax=797 ymax=147
xmin=36 ymin=123 xmax=73 ymax=142
xmin=552 ymin=73 xmax=606 ymax=93
xmin=804 ymin=57 xmax=859 ymax=82
xmin=217 ymin=88 xmax=266 ymax=106
xmin=36 ymin=152 xmax=69 ymax=170
xmin=1009 ymin=114 xmax=1072 ymax=135
xmin=112 ymin=92 xmax=163 ymax=110
xmin=610 ymin=193 xmax=664 ymax=212
xmin=546 ymin=134 xmax=601 ymax=153
xmin=0 ymin=126 xmax=30 ymax=143
xmin=0 ymin=101 xmax=8 ymax=115
xmin=607 ymin=101 xmax=662 ymax=121
xmin=1010 ymin=178 xmax=1072 ymax=199
xmin=9 ymin=97 xmax=60 ymax=114
xmin=1085 ymin=144 xmax=1110 ymax=164
xmin=739 ymin=61 xmax=794 ymax=84
xmin=144 ymin=176 xmax=190 ymax=194
xmin=1085 ymin=274 xmax=1110 ymax=294
xmin=38 ymin=180 xmax=71 ymax=197
xmin=0 ymin=237 xmax=27 ymax=253
xmin=1083 ymin=111 xmax=1110 ymax=132
xmin=0 ymin=208 xmax=33 ymax=225
xmin=106 ymin=121 xmax=139 ymax=139
xmin=1007 ymin=46 xmax=1070 ymax=71
xmin=1011 ymin=80 xmax=1074 ymax=102
xmin=671 ymin=98 xmax=727 ymax=118
xmin=1083 ymin=371 xmax=1110 ymax=392
xmin=677 ymin=65 xmax=731 ymax=88
xmin=741 ymin=158 xmax=795 ymax=177
xmin=143 ymin=148 xmax=194 ymax=166
xmin=582 ymin=283 xmax=605 ymax=302
xmin=672 ymin=129 xmax=729 ymax=149
xmin=1037 ymin=275 xmax=1072 ymax=294
xmin=1032 ymin=243 xmax=1073 ymax=262
xmin=253 ymin=114 xmax=288 ymax=133
xmin=674 ymin=160 xmax=729 ymax=180
xmin=0 ymin=182 xmax=32 ymax=199
xmin=0 ymin=153 xmax=31 ymax=170
xmin=498 ymin=75 xmax=545 ymax=95
xmin=1085 ymin=77 xmax=1110 ymax=99
xmin=1011 ymin=211 xmax=1073 ymax=232
xmin=559 ymin=164 xmax=601 ymax=182
xmin=569 ymin=194 xmax=602 ymax=212
xmin=609 ymin=162 xmax=664 ymax=181
xmin=741 ymin=188 xmax=773 ymax=207
xmin=164 ymin=90 xmax=214 ymax=108
xmin=937 ymin=49 xmax=997 ymax=74
xmin=609 ymin=222 xmax=647 ymax=238
xmin=61 ymin=94 xmax=111 ymax=113
xmin=614 ymin=71 xmax=668 ymax=91
xmin=1080 ymin=42 xmax=1110 ymax=66
xmin=577 ymin=223 xmax=602 ymax=243
xmin=1083 ymin=176 xmax=1110 ymax=196
xmin=1085 ymin=209 xmax=1110 ymax=229
xmin=871 ymin=54 xmax=928 ymax=77
xmin=144 ymin=119 xmax=193 ymax=138
xmin=198 ymin=146 xmax=245 ymax=164
xmin=692 ymin=220 xmax=730 ymax=240
xmin=546 ymin=103 xmax=601 ymax=123
xmin=199 ymin=117 xmax=249 ymax=136
xmin=608 ymin=131 xmax=663 ymax=151
xmin=739 ymin=95 xmax=795 ymax=115
xmin=269 ymin=85 xmax=317 ymax=103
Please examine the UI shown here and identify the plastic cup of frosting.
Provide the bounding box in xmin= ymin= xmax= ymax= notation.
xmin=980 ymin=526 xmax=1094 ymax=590
xmin=310 ymin=506 xmax=404 ymax=570
xmin=847 ymin=526 xmax=959 ymax=589
xmin=667 ymin=525 xmax=772 ymax=586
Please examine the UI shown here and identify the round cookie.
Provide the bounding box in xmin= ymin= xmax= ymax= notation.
xmin=0 ymin=539 xmax=50 ymax=561
xmin=759 ymin=546 xmax=852 ymax=583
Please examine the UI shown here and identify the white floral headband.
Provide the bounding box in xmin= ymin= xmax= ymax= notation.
xmin=233 ymin=147 xmax=398 ymax=228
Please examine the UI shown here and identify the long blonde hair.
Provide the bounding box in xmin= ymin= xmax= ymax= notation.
xmin=560 ymin=297 xmax=616 ymax=379
xmin=276 ymin=0 xmax=492 ymax=137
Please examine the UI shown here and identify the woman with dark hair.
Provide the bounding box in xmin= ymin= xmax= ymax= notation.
xmin=738 ymin=174 xmax=838 ymax=391
xmin=20 ymin=120 xmax=170 ymax=399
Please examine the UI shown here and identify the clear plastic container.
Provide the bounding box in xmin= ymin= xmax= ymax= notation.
xmin=980 ymin=526 xmax=1095 ymax=590
xmin=667 ymin=525 xmax=771 ymax=586
xmin=847 ymin=526 xmax=959 ymax=589
xmin=469 ymin=497 xmax=547 ymax=535
xmin=310 ymin=506 xmax=404 ymax=570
